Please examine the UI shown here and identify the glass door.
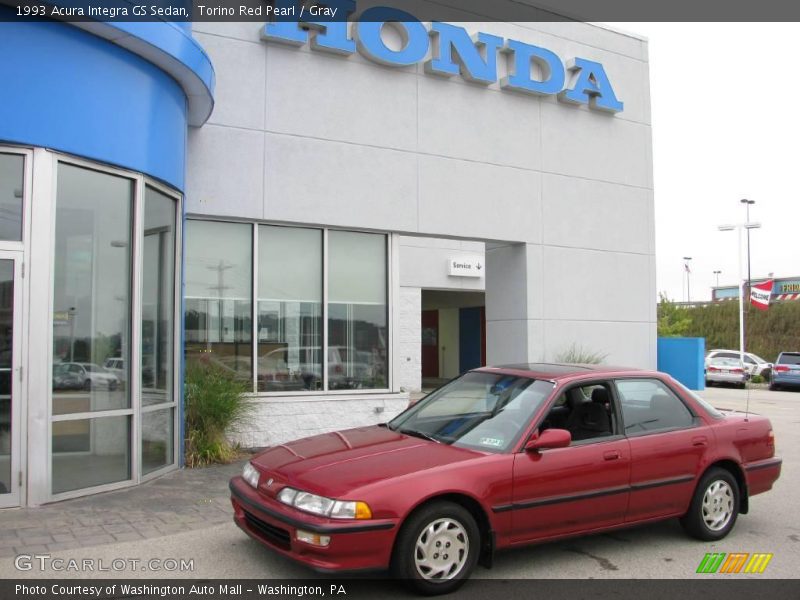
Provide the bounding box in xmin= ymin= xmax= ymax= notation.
xmin=0 ymin=253 xmax=22 ymax=507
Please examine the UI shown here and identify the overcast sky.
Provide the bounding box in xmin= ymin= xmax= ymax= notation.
xmin=608 ymin=23 xmax=799 ymax=303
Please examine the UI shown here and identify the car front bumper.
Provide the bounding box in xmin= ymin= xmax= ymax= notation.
xmin=229 ymin=477 xmax=398 ymax=573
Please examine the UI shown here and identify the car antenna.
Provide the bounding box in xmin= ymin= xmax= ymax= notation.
xmin=744 ymin=357 xmax=750 ymax=422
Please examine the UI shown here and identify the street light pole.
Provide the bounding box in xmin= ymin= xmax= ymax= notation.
xmin=741 ymin=200 xmax=755 ymax=292
xmin=713 ymin=270 xmax=721 ymax=288
xmin=683 ymin=256 xmax=692 ymax=303
xmin=719 ymin=222 xmax=761 ymax=377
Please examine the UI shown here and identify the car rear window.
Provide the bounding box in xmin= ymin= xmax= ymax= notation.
xmin=778 ymin=353 xmax=800 ymax=365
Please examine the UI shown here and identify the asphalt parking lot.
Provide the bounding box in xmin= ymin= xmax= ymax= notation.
xmin=1 ymin=386 xmax=797 ymax=582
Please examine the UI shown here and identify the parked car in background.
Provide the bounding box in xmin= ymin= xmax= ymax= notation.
xmin=705 ymin=349 xmax=772 ymax=379
xmin=103 ymin=357 xmax=126 ymax=385
xmin=52 ymin=364 xmax=85 ymax=391
xmin=56 ymin=362 xmax=119 ymax=391
xmin=230 ymin=364 xmax=781 ymax=594
xmin=705 ymin=357 xmax=748 ymax=388
xmin=770 ymin=352 xmax=800 ymax=391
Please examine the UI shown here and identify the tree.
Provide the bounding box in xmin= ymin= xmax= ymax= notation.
xmin=657 ymin=292 xmax=692 ymax=337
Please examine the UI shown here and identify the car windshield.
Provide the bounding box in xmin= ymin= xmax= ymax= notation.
xmin=778 ymin=353 xmax=800 ymax=365
xmin=389 ymin=371 xmax=554 ymax=453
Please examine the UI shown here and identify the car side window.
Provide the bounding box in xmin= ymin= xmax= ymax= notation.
xmin=743 ymin=356 xmax=756 ymax=364
xmin=540 ymin=382 xmax=617 ymax=444
xmin=615 ymin=379 xmax=694 ymax=435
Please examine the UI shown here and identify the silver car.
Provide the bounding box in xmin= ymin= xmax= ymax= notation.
xmin=705 ymin=349 xmax=772 ymax=379
xmin=705 ymin=357 xmax=748 ymax=388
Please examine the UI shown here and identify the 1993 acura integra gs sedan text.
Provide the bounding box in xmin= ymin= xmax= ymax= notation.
xmin=229 ymin=364 xmax=782 ymax=594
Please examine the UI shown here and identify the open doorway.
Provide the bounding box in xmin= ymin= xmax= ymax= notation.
xmin=420 ymin=290 xmax=485 ymax=391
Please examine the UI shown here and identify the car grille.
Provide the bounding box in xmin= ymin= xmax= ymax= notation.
xmin=243 ymin=510 xmax=291 ymax=550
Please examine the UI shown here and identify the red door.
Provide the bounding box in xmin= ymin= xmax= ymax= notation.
xmin=510 ymin=438 xmax=631 ymax=542
xmin=421 ymin=310 xmax=439 ymax=378
xmin=614 ymin=377 xmax=710 ymax=522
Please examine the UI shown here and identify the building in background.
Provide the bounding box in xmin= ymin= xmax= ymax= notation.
xmin=1 ymin=12 xmax=654 ymax=505
xmin=713 ymin=276 xmax=800 ymax=304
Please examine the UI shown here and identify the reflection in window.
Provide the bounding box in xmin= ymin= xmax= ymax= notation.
xmin=257 ymin=226 xmax=322 ymax=392
xmin=52 ymin=164 xmax=131 ymax=414
xmin=0 ymin=261 xmax=13 ymax=494
xmin=141 ymin=187 xmax=177 ymax=475
xmin=328 ymin=231 xmax=388 ymax=389
xmin=52 ymin=416 xmax=131 ymax=494
xmin=0 ymin=153 xmax=23 ymax=242
xmin=142 ymin=408 xmax=174 ymax=475
xmin=142 ymin=187 xmax=176 ymax=406
xmin=51 ymin=164 xmax=133 ymax=494
xmin=184 ymin=221 xmax=252 ymax=384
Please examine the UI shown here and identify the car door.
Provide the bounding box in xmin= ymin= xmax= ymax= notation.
xmin=509 ymin=381 xmax=631 ymax=543
xmin=615 ymin=377 xmax=711 ymax=523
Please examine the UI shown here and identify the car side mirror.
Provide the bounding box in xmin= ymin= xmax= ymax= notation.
xmin=525 ymin=428 xmax=571 ymax=451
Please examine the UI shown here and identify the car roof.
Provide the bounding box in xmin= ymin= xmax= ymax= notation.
xmin=474 ymin=363 xmax=650 ymax=381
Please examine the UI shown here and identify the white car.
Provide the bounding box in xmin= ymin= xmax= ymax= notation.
xmin=58 ymin=362 xmax=119 ymax=391
xmin=705 ymin=357 xmax=748 ymax=388
xmin=705 ymin=349 xmax=772 ymax=378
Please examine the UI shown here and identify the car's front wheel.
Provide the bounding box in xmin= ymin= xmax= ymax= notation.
xmin=680 ymin=468 xmax=739 ymax=541
xmin=391 ymin=501 xmax=479 ymax=595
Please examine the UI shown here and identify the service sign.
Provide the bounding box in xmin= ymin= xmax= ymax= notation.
xmin=261 ymin=0 xmax=624 ymax=113
xmin=448 ymin=255 xmax=484 ymax=278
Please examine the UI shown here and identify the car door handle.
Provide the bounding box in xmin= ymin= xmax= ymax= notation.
xmin=603 ymin=450 xmax=621 ymax=461
xmin=692 ymin=436 xmax=708 ymax=447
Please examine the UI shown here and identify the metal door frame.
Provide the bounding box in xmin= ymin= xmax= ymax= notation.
xmin=0 ymin=251 xmax=24 ymax=508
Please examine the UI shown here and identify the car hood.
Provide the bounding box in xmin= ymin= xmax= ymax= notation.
xmin=250 ymin=425 xmax=483 ymax=498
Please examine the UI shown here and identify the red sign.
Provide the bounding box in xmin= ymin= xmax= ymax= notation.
xmin=750 ymin=280 xmax=774 ymax=311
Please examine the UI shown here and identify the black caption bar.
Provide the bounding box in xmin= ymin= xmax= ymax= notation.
xmin=3 ymin=0 xmax=800 ymax=22
xmin=3 ymin=580 xmax=799 ymax=600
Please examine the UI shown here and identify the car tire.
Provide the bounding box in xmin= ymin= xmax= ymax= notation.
xmin=391 ymin=501 xmax=480 ymax=595
xmin=769 ymin=383 xmax=780 ymax=391
xmin=83 ymin=379 xmax=92 ymax=391
xmin=680 ymin=468 xmax=740 ymax=541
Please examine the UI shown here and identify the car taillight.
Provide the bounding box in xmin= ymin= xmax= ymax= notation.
xmin=708 ymin=367 xmax=719 ymax=373
xmin=731 ymin=368 xmax=743 ymax=373
xmin=767 ymin=429 xmax=775 ymax=454
xmin=774 ymin=365 xmax=790 ymax=372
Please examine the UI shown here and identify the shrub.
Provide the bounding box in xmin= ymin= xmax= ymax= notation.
xmin=184 ymin=358 xmax=253 ymax=467
xmin=554 ymin=343 xmax=608 ymax=365
xmin=750 ymin=374 xmax=765 ymax=384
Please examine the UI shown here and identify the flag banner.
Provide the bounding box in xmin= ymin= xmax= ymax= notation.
xmin=750 ymin=280 xmax=774 ymax=311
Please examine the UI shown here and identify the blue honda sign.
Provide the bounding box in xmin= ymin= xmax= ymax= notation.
xmin=262 ymin=1 xmax=624 ymax=113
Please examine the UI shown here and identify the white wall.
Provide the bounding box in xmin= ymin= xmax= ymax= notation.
xmin=187 ymin=20 xmax=655 ymax=444
xmin=397 ymin=287 xmax=421 ymax=392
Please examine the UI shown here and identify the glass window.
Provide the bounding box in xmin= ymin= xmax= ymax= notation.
xmin=257 ymin=226 xmax=322 ymax=392
xmin=0 ymin=261 xmax=13 ymax=494
xmin=141 ymin=408 xmax=174 ymax=475
xmin=142 ymin=186 xmax=176 ymax=407
xmin=52 ymin=415 xmax=131 ymax=494
xmin=52 ymin=164 xmax=131 ymax=414
xmin=328 ymin=231 xmax=388 ymax=390
xmin=389 ymin=372 xmax=553 ymax=452
xmin=184 ymin=221 xmax=252 ymax=384
xmin=616 ymin=379 xmax=694 ymax=434
xmin=0 ymin=153 xmax=23 ymax=241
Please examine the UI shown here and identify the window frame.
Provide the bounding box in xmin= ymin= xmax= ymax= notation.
xmin=184 ymin=218 xmax=393 ymax=397
xmin=612 ymin=376 xmax=700 ymax=438
xmin=45 ymin=151 xmax=183 ymax=502
xmin=534 ymin=379 xmax=626 ymax=447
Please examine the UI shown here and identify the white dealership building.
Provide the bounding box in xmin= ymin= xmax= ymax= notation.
xmin=0 ymin=12 xmax=654 ymax=505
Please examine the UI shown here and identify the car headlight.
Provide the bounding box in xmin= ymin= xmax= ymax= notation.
xmin=242 ymin=462 xmax=260 ymax=489
xmin=277 ymin=487 xmax=372 ymax=519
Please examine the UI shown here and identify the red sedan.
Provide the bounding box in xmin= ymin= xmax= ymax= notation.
xmin=229 ymin=364 xmax=782 ymax=594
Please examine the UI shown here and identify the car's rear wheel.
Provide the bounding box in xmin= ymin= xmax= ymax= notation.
xmin=391 ymin=501 xmax=479 ymax=595
xmin=680 ymin=468 xmax=739 ymax=541
xmin=83 ymin=379 xmax=92 ymax=391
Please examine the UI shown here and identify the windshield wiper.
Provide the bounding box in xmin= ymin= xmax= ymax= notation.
xmin=398 ymin=428 xmax=441 ymax=443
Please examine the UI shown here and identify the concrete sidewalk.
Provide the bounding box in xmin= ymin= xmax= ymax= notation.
xmin=0 ymin=460 xmax=244 ymax=558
